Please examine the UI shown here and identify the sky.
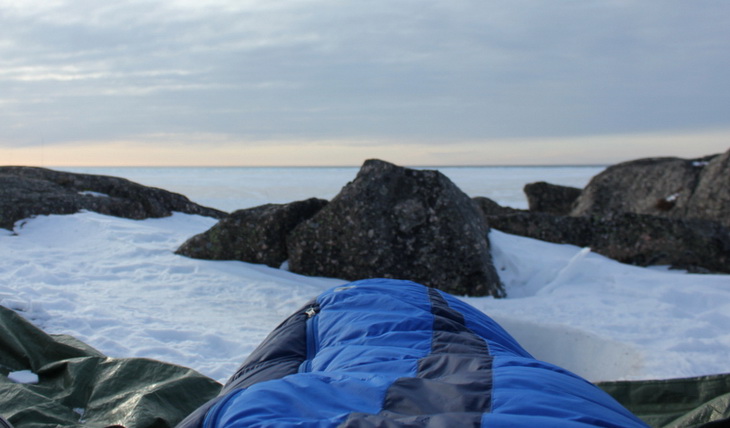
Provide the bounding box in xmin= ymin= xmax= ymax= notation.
xmin=1 ymin=0 xmax=729 ymax=166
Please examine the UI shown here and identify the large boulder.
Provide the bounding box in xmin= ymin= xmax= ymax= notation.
xmin=287 ymin=159 xmax=505 ymax=297
xmin=524 ymin=181 xmax=581 ymax=215
xmin=472 ymin=196 xmax=521 ymax=217
xmin=176 ymin=198 xmax=328 ymax=268
xmin=0 ymin=166 xmax=225 ymax=230
xmin=685 ymin=149 xmax=730 ymax=227
xmin=570 ymin=151 xmax=728 ymax=227
xmin=487 ymin=211 xmax=730 ymax=274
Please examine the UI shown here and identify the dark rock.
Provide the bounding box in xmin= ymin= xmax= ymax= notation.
xmin=570 ymin=151 xmax=728 ymax=227
xmin=570 ymin=156 xmax=704 ymax=218
xmin=472 ymin=196 xmax=521 ymax=216
xmin=176 ymin=198 xmax=328 ymax=267
xmin=685 ymin=149 xmax=730 ymax=227
xmin=287 ymin=159 xmax=505 ymax=297
xmin=0 ymin=166 xmax=225 ymax=230
xmin=487 ymin=211 xmax=730 ymax=274
xmin=524 ymin=181 xmax=581 ymax=215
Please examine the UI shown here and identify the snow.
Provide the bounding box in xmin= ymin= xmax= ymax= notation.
xmin=469 ymin=230 xmax=730 ymax=381
xmin=8 ymin=370 xmax=39 ymax=384
xmin=664 ymin=192 xmax=681 ymax=203
xmin=2 ymin=165 xmax=729 ymax=385
xmin=2 ymin=211 xmax=728 ymax=384
xmin=1 ymin=212 xmax=343 ymax=382
xmin=78 ymin=190 xmax=109 ymax=198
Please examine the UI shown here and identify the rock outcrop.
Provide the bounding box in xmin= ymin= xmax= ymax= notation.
xmin=472 ymin=196 xmax=521 ymax=217
xmin=287 ymin=159 xmax=505 ymax=297
xmin=487 ymin=211 xmax=730 ymax=274
xmin=176 ymin=198 xmax=328 ymax=268
xmin=0 ymin=166 xmax=225 ymax=230
xmin=479 ymin=149 xmax=730 ymax=274
xmin=524 ymin=181 xmax=581 ymax=215
xmin=570 ymin=151 xmax=728 ymax=227
xmin=684 ymin=149 xmax=730 ymax=227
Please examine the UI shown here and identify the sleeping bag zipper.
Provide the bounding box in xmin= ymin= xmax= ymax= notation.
xmin=204 ymin=303 xmax=322 ymax=427
xmin=300 ymin=304 xmax=320 ymax=373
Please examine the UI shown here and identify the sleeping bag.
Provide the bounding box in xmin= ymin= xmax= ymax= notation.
xmin=178 ymin=278 xmax=648 ymax=427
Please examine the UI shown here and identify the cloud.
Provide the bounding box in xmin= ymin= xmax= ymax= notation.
xmin=1 ymin=0 xmax=729 ymax=163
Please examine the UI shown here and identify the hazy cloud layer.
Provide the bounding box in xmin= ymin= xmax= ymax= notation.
xmin=1 ymin=1 xmax=729 ymax=155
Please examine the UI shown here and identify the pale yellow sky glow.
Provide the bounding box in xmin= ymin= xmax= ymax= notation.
xmin=1 ymin=130 xmax=728 ymax=167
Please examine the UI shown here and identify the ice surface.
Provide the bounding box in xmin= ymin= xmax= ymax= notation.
xmin=61 ymin=166 xmax=604 ymax=212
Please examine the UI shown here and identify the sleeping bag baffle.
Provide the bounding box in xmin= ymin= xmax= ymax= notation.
xmin=178 ymin=278 xmax=648 ymax=427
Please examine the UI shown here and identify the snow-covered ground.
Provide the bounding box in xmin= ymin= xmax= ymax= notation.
xmin=2 ymin=210 xmax=729 ymax=384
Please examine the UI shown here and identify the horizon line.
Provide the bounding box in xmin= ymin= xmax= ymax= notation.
xmin=37 ymin=163 xmax=610 ymax=169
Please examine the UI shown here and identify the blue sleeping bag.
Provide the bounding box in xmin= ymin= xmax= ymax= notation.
xmin=178 ymin=279 xmax=648 ymax=427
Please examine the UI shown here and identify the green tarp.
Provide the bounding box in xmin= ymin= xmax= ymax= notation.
xmin=0 ymin=306 xmax=221 ymax=427
xmin=598 ymin=374 xmax=730 ymax=427
xmin=2 ymin=303 xmax=729 ymax=428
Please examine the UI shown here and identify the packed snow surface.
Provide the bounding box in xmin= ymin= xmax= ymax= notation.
xmin=2 ymin=211 xmax=729 ymax=383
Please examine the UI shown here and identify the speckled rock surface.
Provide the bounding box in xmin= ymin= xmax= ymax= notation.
xmin=487 ymin=211 xmax=730 ymax=273
xmin=287 ymin=159 xmax=505 ymax=297
xmin=176 ymin=198 xmax=327 ymax=267
xmin=570 ymin=151 xmax=728 ymax=227
xmin=684 ymin=149 xmax=730 ymax=227
xmin=0 ymin=166 xmax=225 ymax=230
xmin=472 ymin=196 xmax=521 ymax=217
xmin=524 ymin=181 xmax=581 ymax=215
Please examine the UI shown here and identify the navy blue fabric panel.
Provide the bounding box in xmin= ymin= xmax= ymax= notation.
xmin=435 ymin=291 xmax=646 ymax=426
xmin=437 ymin=289 xmax=533 ymax=358
xmin=224 ymin=299 xmax=316 ymax=391
xmin=427 ymin=288 xmax=490 ymax=356
xmin=177 ymin=300 xmax=316 ymax=428
xmin=350 ymin=284 xmax=494 ymax=427
xmin=340 ymin=411 xmax=483 ymax=427
xmin=381 ymin=368 xmax=492 ymax=416
xmin=202 ymin=279 xmax=433 ymax=427
xmin=195 ymin=279 xmax=648 ymax=428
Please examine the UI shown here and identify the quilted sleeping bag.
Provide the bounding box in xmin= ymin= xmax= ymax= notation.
xmin=178 ymin=278 xmax=647 ymax=427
